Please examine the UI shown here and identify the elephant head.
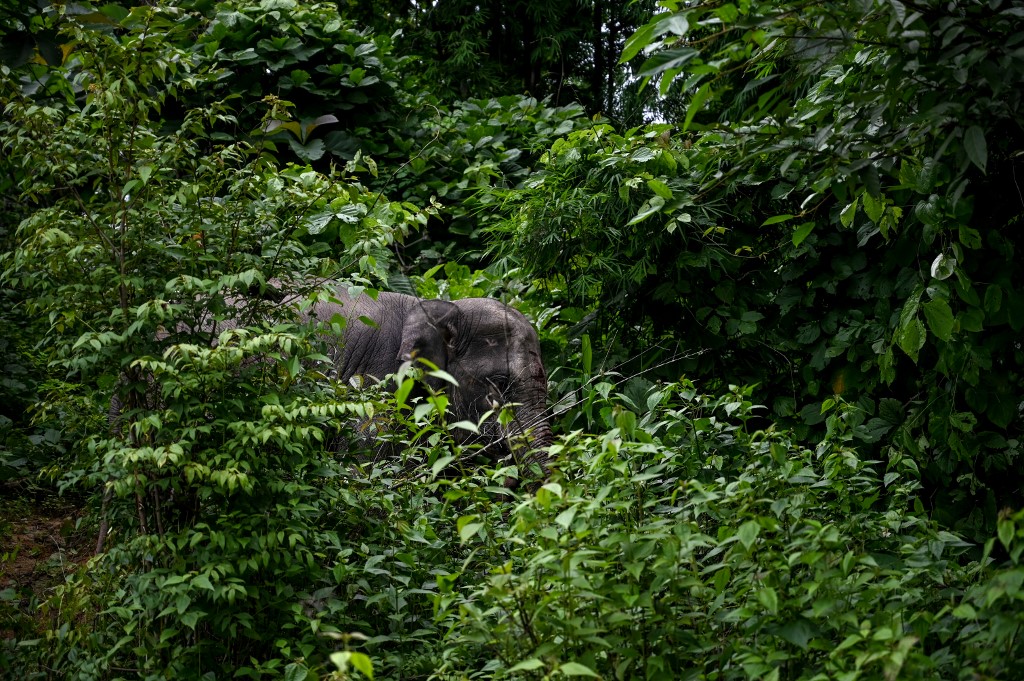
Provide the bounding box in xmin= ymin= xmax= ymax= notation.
xmin=396 ymin=299 xmax=461 ymax=391
xmin=313 ymin=291 xmax=553 ymax=484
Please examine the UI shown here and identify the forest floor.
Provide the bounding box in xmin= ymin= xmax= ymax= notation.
xmin=0 ymin=483 xmax=91 ymax=643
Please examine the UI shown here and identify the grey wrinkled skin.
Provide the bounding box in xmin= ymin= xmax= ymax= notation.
xmin=306 ymin=291 xmax=553 ymax=485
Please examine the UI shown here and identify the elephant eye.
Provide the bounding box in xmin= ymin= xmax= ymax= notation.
xmin=488 ymin=375 xmax=512 ymax=393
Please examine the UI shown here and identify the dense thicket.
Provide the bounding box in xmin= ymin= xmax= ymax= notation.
xmin=2 ymin=1 xmax=1024 ymax=679
xmin=492 ymin=0 xmax=1024 ymax=535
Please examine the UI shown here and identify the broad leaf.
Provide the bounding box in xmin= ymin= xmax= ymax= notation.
xmin=792 ymin=221 xmax=814 ymax=246
xmin=647 ymin=178 xmax=673 ymax=199
xmin=627 ymin=195 xmax=665 ymax=225
xmin=559 ymin=662 xmax=600 ymax=677
xmin=510 ymin=659 xmax=545 ymax=672
xmin=756 ymin=587 xmax=779 ymax=614
xmin=619 ymin=19 xmax=659 ymax=63
xmin=737 ymin=520 xmax=760 ymax=550
xmin=840 ymin=198 xmax=859 ymax=228
xmin=964 ymin=125 xmax=987 ymax=173
xmin=636 ymin=47 xmax=698 ymax=78
xmin=897 ymin=317 xmax=926 ymax=362
xmin=761 ymin=214 xmax=794 ymax=226
xmin=683 ymin=82 xmax=711 ymax=132
xmin=922 ymin=299 xmax=954 ymax=341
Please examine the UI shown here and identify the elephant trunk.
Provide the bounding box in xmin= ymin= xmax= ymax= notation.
xmin=520 ymin=419 xmax=553 ymax=467
xmin=505 ymin=395 xmax=554 ymax=487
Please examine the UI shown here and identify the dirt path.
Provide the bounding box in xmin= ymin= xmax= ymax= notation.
xmin=1 ymin=489 xmax=89 ymax=640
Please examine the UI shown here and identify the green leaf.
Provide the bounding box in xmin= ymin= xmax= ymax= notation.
xmin=775 ymin=618 xmax=816 ymax=650
xmin=988 ymin=392 xmax=1016 ymax=429
xmin=636 ymin=47 xmax=698 ymax=78
xmin=737 ymin=520 xmax=760 ymax=550
xmin=99 ymin=3 xmax=130 ymax=21
xmin=761 ymin=214 xmax=794 ymax=226
xmin=756 ymin=587 xmax=779 ymax=614
xmin=180 ymin=610 xmax=201 ymax=629
xmin=619 ymin=20 xmax=659 ymax=63
xmin=964 ymin=125 xmax=987 ymax=173
xmin=839 ymin=198 xmax=859 ymax=228
xmin=958 ymin=225 xmax=982 ymax=249
xmin=304 ymin=114 xmax=340 ymax=139
xmin=879 ymin=398 xmax=904 ymax=425
xmin=427 ymin=369 xmax=459 ymax=387
xmin=922 ymin=299 xmax=954 ymax=341
xmin=559 ymin=662 xmax=600 ymax=677
xmin=289 ymin=137 xmax=325 ymax=162
xmin=899 ymin=158 xmax=938 ymax=193
xmin=540 ymin=482 xmax=563 ymax=498
xmin=683 ymin=82 xmax=712 ymax=132
xmin=627 ymin=195 xmax=665 ymax=225
xmin=613 ymin=408 xmax=638 ymax=438
xmin=715 ymin=3 xmax=739 ymax=22
xmin=555 ymin=506 xmax=578 ymax=529
xmin=896 ymin=288 xmax=925 ymax=362
xmin=457 ymin=516 xmax=483 ymax=543
xmin=879 ymin=347 xmax=896 ymax=385
xmin=713 ymin=565 xmax=731 ymax=593
xmin=283 ymin=663 xmax=309 ymax=681
xmin=984 ymin=284 xmax=1003 ymax=314
xmin=436 ymin=572 xmax=458 ymax=593
xmin=582 ymin=334 xmax=592 ymax=375
xmin=330 ymin=651 xmax=373 ymax=680
xmin=792 ymin=221 xmax=814 ymax=246
xmin=948 ymin=411 xmax=976 ymax=432
xmin=510 ymin=659 xmax=545 ymax=672
xmin=998 ymin=518 xmax=1015 ymax=551
xmin=862 ymin=191 xmax=884 ymax=222
xmin=394 ymin=377 xmax=414 ymax=409
xmin=952 ymin=603 xmax=977 ymax=619
xmin=897 ymin=317 xmax=926 ymax=362
xmin=349 ymin=652 xmax=374 ymax=680
xmin=431 ymin=455 xmax=455 ymax=477
xmin=647 ymin=178 xmax=673 ymax=199
xmin=266 ymin=120 xmax=302 ymax=138
xmin=192 ymin=573 xmax=214 ymax=591
xmin=960 ymin=307 xmax=984 ymax=333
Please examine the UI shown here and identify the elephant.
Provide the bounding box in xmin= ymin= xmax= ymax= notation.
xmin=99 ymin=286 xmax=552 ymax=556
xmin=110 ymin=285 xmax=553 ymax=485
xmin=304 ymin=289 xmax=554 ymax=485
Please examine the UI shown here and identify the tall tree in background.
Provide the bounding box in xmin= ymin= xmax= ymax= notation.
xmin=340 ymin=0 xmax=654 ymax=123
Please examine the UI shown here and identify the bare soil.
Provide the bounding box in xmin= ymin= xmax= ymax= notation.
xmin=0 ymin=485 xmax=90 ymax=641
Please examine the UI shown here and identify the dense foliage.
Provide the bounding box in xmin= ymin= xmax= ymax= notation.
xmin=492 ymin=0 xmax=1024 ymax=535
xmin=2 ymin=0 xmax=1023 ymax=679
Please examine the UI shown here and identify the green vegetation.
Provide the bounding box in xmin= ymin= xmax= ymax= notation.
xmin=1 ymin=0 xmax=1023 ymax=679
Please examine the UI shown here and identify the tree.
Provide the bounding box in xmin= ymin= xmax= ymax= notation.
xmin=492 ymin=0 xmax=1024 ymax=535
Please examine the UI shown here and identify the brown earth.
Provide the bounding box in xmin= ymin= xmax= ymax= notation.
xmin=0 ymin=485 xmax=90 ymax=641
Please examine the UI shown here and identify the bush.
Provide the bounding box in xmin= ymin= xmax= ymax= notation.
xmin=435 ymin=383 xmax=999 ymax=680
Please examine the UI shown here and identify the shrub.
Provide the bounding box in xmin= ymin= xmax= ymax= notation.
xmin=437 ymin=384 xmax=988 ymax=680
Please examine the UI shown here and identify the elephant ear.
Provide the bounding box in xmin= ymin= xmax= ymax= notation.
xmin=397 ymin=299 xmax=461 ymax=372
